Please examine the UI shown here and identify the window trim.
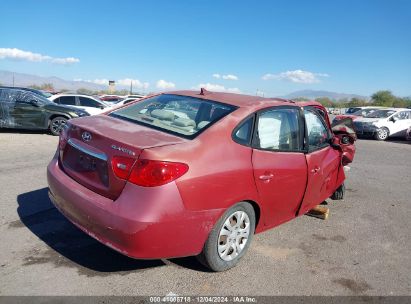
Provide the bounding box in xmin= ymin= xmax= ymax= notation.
xmin=231 ymin=114 xmax=256 ymax=147
xmin=247 ymin=105 xmax=305 ymax=153
xmin=303 ymin=106 xmax=332 ymax=153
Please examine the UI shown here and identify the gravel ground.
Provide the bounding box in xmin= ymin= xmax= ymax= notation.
xmin=0 ymin=130 xmax=410 ymax=296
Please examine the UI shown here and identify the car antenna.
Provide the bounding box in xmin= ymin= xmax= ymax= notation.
xmin=200 ymin=88 xmax=210 ymax=95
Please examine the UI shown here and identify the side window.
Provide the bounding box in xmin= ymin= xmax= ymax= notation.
xmin=233 ymin=116 xmax=254 ymax=146
xmin=395 ymin=111 xmax=410 ymax=120
xmin=79 ymin=97 xmax=100 ymax=108
xmin=53 ymin=97 xmax=60 ymax=104
xmin=59 ymin=96 xmax=76 ymax=106
xmin=255 ymin=108 xmax=301 ymax=151
xmin=304 ymin=109 xmax=330 ymax=151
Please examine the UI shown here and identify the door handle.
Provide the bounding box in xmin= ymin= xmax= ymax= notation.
xmin=311 ymin=166 xmax=321 ymax=173
xmin=259 ymin=173 xmax=274 ymax=181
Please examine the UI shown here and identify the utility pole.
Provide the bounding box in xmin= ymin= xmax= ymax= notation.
xmin=12 ymin=73 xmax=15 ymax=87
xmin=130 ymin=80 xmax=133 ymax=94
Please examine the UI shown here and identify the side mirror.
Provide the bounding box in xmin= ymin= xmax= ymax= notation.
xmin=390 ymin=116 xmax=398 ymax=122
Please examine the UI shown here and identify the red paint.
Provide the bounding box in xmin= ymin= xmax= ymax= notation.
xmin=47 ymin=91 xmax=355 ymax=260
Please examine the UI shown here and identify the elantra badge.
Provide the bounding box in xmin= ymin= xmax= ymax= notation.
xmin=81 ymin=132 xmax=92 ymax=142
xmin=111 ymin=144 xmax=136 ymax=156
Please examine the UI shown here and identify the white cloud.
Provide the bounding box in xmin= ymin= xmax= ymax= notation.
xmin=156 ymin=79 xmax=176 ymax=90
xmin=222 ymin=74 xmax=238 ymax=80
xmin=0 ymin=48 xmax=79 ymax=65
xmin=212 ymin=73 xmax=238 ymax=80
xmin=93 ymin=78 xmax=110 ymax=85
xmin=73 ymin=78 xmax=149 ymax=89
xmin=194 ymin=83 xmax=241 ymax=93
xmin=262 ymin=69 xmax=329 ymax=84
xmin=117 ymin=78 xmax=150 ymax=89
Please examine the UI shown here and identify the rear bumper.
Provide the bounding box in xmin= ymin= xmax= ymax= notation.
xmin=47 ymin=155 xmax=224 ymax=259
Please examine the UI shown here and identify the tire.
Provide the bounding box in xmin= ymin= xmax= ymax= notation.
xmin=330 ymin=183 xmax=345 ymax=200
xmin=374 ymin=127 xmax=389 ymax=141
xmin=197 ymin=202 xmax=255 ymax=272
xmin=49 ymin=116 xmax=68 ymax=136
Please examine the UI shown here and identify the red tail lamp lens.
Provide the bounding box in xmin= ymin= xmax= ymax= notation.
xmin=111 ymin=156 xmax=136 ymax=180
xmin=128 ymin=159 xmax=189 ymax=187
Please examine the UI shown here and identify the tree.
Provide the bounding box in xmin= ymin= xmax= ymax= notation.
xmin=315 ymin=97 xmax=334 ymax=107
xmin=77 ymin=88 xmax=94 ymax=95
xmin=371 ymin=90 xmax=397 ymax=107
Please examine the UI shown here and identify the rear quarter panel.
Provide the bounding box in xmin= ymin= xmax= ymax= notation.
xmin=139 ymin=108 xmax=260 ymax=216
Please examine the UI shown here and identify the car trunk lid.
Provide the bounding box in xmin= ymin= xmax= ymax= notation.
xmin=59 ymin=115 xmax=188 ymax=200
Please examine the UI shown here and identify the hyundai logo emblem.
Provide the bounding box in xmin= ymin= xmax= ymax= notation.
xmin=81 ymin=132 xmax=92 ymax=142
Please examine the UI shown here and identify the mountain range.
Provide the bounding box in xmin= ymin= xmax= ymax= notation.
xmin=0 ymin=70 xmax=369 ymax=100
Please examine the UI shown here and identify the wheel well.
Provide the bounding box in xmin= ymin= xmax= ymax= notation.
xmin=243 ymin=200 xmax=261 ymax=229
xmin=48 ymin=114 xmax=69 ymax=126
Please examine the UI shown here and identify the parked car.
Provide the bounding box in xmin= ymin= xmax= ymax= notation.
xmin=333 ymin=107 xmax=385 ymax=123
xmin=0 ymin=86 xmax=53 ymax=98
xmin=99 ymin=95 xmax=124 ymax=105
xmin=113 ymin=97 xmax=139 ymax=107
xmin=47 ymin=90 xmax=356 ymax=271
xmin=353 ymin=108 xmax=411 ymax=140
xmin=0 ymin=87 xmax=89 ymax=135
xmin=48 ymin=94 xmax=110 ymax=115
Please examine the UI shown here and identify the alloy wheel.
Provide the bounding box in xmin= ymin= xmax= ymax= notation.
xmin=217 ymin=211 xmax=250 ymax=261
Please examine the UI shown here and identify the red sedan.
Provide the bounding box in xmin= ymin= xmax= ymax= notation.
xmin=47 ymin=89 xmax=356 ymax=271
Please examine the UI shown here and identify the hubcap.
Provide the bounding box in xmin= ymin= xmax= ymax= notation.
xmin=378 ymin=128 xmax=387 ymax=139
xmin=218 ymin=211 xmax=250 ymax=261
xmin=51 ymin=119 xmax=66 ymax=134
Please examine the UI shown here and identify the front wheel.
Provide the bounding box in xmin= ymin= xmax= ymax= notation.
xmin=49 ymin=117 xmax=68 ymax=136
xmin=197 ymin=202 xmax=255 ymax=272
xmin=374 ymin=127 xmax=389 ymax=141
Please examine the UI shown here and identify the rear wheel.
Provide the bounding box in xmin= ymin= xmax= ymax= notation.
xmin=374 ymin=127 xmax=389 ymax=141
xmin=330 ymin=183 xmax=345 ymax=200
xmin=197 ymin=202 xmax=255 ymax=272
xmin=49 ymin=116 xmax=67 ymax=136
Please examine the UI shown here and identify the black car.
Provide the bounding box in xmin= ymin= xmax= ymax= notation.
xmin=0 ymin=87 xmax=89 ymax=135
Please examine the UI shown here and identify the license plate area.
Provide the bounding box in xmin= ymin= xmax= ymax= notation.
xmin=62 ymin=140 xmax=109 ymax=187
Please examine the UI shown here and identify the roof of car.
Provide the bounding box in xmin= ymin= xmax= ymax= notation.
xmin=50 ymin=93 xmax=101 ymax=100
xmin=166 ymin=89 xmax=304 ymax=108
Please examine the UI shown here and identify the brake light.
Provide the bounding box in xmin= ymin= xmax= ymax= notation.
xmin=59 ymin=124 xmax=70 ymax=150
xmin=111 ymin=156 xmax=136 ymax=180
xmin=128 ymin=159 xmax=189 ymax=187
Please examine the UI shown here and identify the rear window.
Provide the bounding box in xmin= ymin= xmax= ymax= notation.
xmin=109 ymin=94 xmax=237 ymax=139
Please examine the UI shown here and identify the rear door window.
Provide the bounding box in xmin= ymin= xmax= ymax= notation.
xmin=79 ymin=97 xmax=101 ymax=108
xmin=253 ymin=108 xmax=301 ymax=151
xmin=58 ymin=96 xmax=76 ymax=106
xmin=109 ymin=94 xmax=236 ymax=139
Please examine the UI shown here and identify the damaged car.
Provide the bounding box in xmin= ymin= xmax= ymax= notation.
xmin=47 ymin=90 xmax=356 ymax=271
xmin=0 ymin=87 xmax=89 ymax=135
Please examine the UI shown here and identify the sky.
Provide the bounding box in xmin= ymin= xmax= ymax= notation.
xmin=0 ymin=0 xmax=410 ymax=97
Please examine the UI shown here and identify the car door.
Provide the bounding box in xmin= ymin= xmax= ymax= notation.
xmin=77 ymin=96 xmax=105 ymax=115
xmin=389 ymin=111 xmax=411 ymax=137
xmin=0 ymin=88 xmax=15 ymax=128
xmin=11 ymin=91 xmax=46 ymax=129
xmin=298 ymin=107 xmax=341 ymax=215
xmin=251 ymin=106 xmax=307 ymax=227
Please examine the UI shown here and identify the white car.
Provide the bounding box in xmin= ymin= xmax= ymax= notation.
xmin=48 ymin=94 xmax=111 ymax=115
xmin=353 ymin=108 xmax=411 ymax=140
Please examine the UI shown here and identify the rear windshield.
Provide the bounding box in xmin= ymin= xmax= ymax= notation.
xmin=109 ymin=94 xmax=237 ymax=139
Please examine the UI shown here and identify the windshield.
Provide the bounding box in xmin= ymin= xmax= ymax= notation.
xmin=365 ymin=110 xmax=396 ymax=118
xmin=346 ymin=107 xmax=361 ymax=114
xmin=109 ymin=94 xmax=236 ymax=138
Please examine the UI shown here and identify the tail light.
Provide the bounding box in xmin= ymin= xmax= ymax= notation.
xmin=112 ymin=156 xmax=136 ymax=180
xmin=59 ymin=124 xmax=70 ymax=150
xmin=111 ymin=158 xmax=188 ymax=187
